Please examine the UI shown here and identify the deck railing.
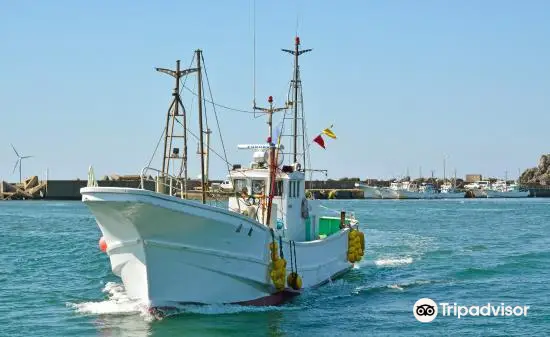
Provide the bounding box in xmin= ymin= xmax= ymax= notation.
xmin=139 ymin=166 xmax=186 ymax=199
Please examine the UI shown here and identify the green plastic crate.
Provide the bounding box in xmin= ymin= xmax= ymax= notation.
xmin=319 ymin=216 xmax=349 ymax=236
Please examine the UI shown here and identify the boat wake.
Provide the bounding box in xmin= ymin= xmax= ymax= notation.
xmin=67 ymin=282 xmax=152 ymax=319
xmin=373 ymin=257 xmax=414 ymax=267
xmin=68 ymin=282 xmax=300 ymax=321
xmin=351 ymin=279 xmax=438 ymax=295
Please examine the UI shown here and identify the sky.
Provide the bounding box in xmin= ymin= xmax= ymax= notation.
xmin=1 ymin=0 xmax=549 ymax=182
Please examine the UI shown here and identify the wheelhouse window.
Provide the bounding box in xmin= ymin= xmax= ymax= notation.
xmin=274 ymin=180 xmax=283 ymax=196
xmin=251 ymin=179 xmax=266 ymax=195
xmin=233 ymin=179 xmax=247 ymax=193
xmin=288 ymin=180 xmax=300 ymax=198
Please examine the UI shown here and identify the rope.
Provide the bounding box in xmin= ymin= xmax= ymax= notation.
xmin=292 ymin=240 xmax=298 ymax=274
xmin=319 ymin=204 xmax=342 ymax=215
xmin=289 ymin=240 xmax=295 ymax=274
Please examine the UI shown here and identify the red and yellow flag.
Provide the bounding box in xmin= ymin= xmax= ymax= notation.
xmin=322 ymin=126 xmax=337 ymax=139
xmin=313 ymin=134 xmax=325 ymax=149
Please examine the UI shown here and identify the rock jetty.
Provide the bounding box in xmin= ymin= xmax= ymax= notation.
xmin=520 ymin=154 xmax=550 ymax=185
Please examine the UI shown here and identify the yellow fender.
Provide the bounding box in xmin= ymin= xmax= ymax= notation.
xmin=347 ymin=228 xmax=365 ymax=263
xmin=269 ymin=240 xmax=286 ymax=291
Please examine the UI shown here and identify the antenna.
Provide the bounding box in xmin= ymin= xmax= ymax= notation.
xmin=252 ymin=0 xmax=257 ymax=115
xmin=10 ymin=143 xmax=33 ymax=184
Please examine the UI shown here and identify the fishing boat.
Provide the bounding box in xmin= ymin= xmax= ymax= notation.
xmin=439 ymin=182 xmax=465 ymax=198
xmin=80 ymin=38 xmax=365 ymax=312
xmin=464 ymin=180 xmax=490 ymax=198
xmin=378 ymin=182 xmax=401 ymax=199
xmin=437 ymin=161 xmax=464 ymax=198
xmin=354 ymin=182 xmax=381 ymax=199
xmin=486 ymin=180 xmax=529 ymax=198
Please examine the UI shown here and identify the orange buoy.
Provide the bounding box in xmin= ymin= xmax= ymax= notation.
xmin=99 ymin=236 xmax=107 ymax=252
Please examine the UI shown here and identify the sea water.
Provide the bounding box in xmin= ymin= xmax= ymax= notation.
xmin=0 ymin=198 xmax=549 ymax=336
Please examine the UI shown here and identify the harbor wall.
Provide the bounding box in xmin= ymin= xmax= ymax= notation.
xmin=4 ymin=179 xmax=549 ymax=200
xmin=44 ymin=180 xmax=156 ymax=200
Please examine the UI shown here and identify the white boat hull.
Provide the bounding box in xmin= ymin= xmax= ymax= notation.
xmin=379 ymin=188 xmax=399 ymax=199
xmin=486 ymin=190 xmax=529 ymax=198
xmin=470 ymin=189 xmax=488 ymax=198
xmin=397 ymin=190 xmax=446 ymax=199
xmin=81 ymin=187 xmax=353 ymax=308
xmin=355 ymin=183 xmax=381 ymax=199
xmin=438 ymin=192 xmax=465 ymax=199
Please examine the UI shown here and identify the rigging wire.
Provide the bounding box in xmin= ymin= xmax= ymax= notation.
xmin=181 ymin=84 xmax=265 ymax=114
xmin=178 ymin=59 xmax=197 ymax=178
xmin=201 ymin=53 xmax=231 ymax=173
xmin=174 ymin=118 xmax=232 ymax=169
xmin=143 ymin=126 xmax=166 ymax=185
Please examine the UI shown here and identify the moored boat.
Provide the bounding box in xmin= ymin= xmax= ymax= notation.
xmin=439 ymin=182 xmax=465 ymax=199
xmin=486 ymin=181 xmax=529 ymax=198
xmin=354 ymin=182 xmax=382 ymax=199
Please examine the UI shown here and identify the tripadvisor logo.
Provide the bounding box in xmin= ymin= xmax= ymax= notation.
xmin=414 ymin=298 xmax=438 ymax=323
xmin=413 ymin=298 xmax=530 ymax=322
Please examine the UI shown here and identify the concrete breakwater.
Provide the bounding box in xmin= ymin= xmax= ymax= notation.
xmin=2 ymin=178 xmax=550 ymax=200
xmin=1 ymin=178 xmax=366 ymax=200
xmin=41 ymin=180 xmax=365 ymax=200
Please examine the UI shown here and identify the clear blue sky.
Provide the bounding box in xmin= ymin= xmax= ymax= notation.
xmin=1 ymin=0 xmax=548 ymax=182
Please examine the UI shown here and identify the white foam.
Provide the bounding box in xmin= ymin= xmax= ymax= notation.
xmin=374 ymin=257 xmax=413 ymax=267
xmin=171 ymin=303 xmax=295 ymax=316
xmin=387 ymin=284 xmax=404 ymax=291
xmin=68 ymin=282 xmax=152 ymax=319
xmin=68 ymin=282 xmax=299 ymax=320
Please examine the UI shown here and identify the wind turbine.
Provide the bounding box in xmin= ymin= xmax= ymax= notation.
xmin=11 ymin=144 xmax=33 ymax=184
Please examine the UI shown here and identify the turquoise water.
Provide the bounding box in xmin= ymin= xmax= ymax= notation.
xmin=1 ymin=199 xmax=549 ymax=336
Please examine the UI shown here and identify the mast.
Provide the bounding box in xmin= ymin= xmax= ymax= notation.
xmin=453 ymin=169 xmax=457 ymax=188
xmin=155 ymin=60 xmax=198 ymax=194
xmin=443 ymin=157 xmax=446 ymax=183
xmin=196 ymin=49 xmax=206 ymax=204
xmin=282 ymin=36 xmax=311 ymax=167
xmin=205 ymin=128 xmax=211 ymax=184
xmin=505 ymin=170 xmax=508 ymax=186
xmin=254 ymin=96 xmax=287 ymax=226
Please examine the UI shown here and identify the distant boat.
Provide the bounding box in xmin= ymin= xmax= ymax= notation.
xmin=486 ymin=180 xmax=529 ymax=198
xmin=396 ymin=181 xmax=443 ymax=199
xmin=354 ymin=182 xmax=381 ymax=199
xmin=438 ymin=181 xmax=464 ymax=199
xmin=464 ymin=180 xmax=490 ymax=198
xmin=395 ymin=181 xmax=423 ymax=199
xmin=379 ymin=182 xmax=401 ymax=199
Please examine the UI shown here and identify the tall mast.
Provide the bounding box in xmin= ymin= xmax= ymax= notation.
xmin=196 ymin=49 xmax=206 ymax=204
xmin=283 ymin=36 xmax=311 ymax=167
xmin=254 ymin=96 xmax=287 ymax=226
xmin=155 ymin=60 xmax=198 ymax=190
xmin=443 ymin=157 xmax=446 ymax=182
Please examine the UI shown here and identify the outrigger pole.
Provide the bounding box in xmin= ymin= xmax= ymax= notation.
xmin=156 ymin=60 xmax=198 ymax=197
